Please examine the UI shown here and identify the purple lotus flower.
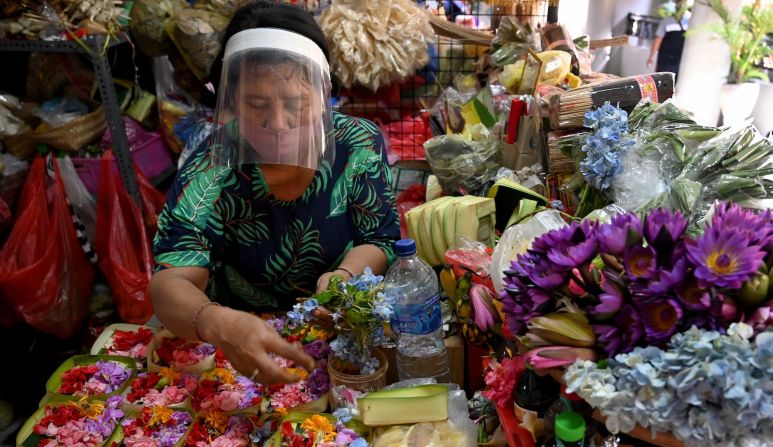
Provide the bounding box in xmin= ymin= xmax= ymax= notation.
xmin=645 ymin=258 xmax=688 ymax=295
xmin=639 ymin=298 xmax=683 ymax=345
xmin=511 ymin=255 xmax=567 ymax=290
xmin=589 ymin=279 xmax=624 ymax=320
xmin=593 ymin=324 xmax=623 ymax=357
xmin=499 ymin=285 xmax=551 ymax=335
xmin=686 ymin=227 xmax=766 ymax=289
xmin=545 ymin=221 xmax=599 ymax=270
xmin=644 ymin=208 xmax=688 ymax=248
xmin=624 ymin=245 xmax=657 ymax=280
xmin=675 ymin=272 xmax=712 ymax=311
xmin=597 ymin=213 xmax=643 ymax=255
xmin=711 ymin=201 xmax=773 ymax=248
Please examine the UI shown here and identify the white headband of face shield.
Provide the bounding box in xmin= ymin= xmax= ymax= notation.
xmin=223 ymin=28 xmax=329 ymax=73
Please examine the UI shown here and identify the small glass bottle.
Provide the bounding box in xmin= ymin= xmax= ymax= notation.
xmin=543 ymin=411 xmax=586 ymax=447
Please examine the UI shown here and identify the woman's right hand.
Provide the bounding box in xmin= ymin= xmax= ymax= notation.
xmin=200 ymin=306 xmax=315 ymax=384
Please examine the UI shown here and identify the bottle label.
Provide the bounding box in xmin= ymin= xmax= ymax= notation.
xmin=391 ymin=294 xmax=442 ymax=335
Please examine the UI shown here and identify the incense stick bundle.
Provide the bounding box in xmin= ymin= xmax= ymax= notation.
xmin=547 ymin=130 xmax=589 ymax=174
xmin=548 ymin=72 xmax=675 ymax=130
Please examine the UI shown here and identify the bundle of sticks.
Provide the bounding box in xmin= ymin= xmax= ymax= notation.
xmin=547 ymin=130 xmax=589 ymax=174
xmin=548 ymin=72 xmax=675 ymax=129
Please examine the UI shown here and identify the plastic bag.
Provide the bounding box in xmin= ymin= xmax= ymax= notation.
xmin=34 ymin=97 xmax=88 ymax=128
xmin=445 ymin=238 xmax=494 ymax=288
xmin=101 ymin=116 xmax=151 ymax=150
xmin=372 ymin=380 xmax=477 ymax=447
xmin=0 ymin=156 xmax=95 ymax=337
xmin=0 ymin=153 xmax=29 ymax=208
xmin=382 ymin=114 xmax=431 ymax=161
xmin=396 ymin=183 xmax=426 ymax=239
xmin=174 ymin=106 xmax=217 ymax=169
xmin=489 ymin=209 xmax=566 ymax=294
xmin=154 ymin=56 xmax=196 ymax=154
xmin=95 ymin=151 xmax=158 ymax=324
xmin=57 ymin=156 xmax=97 ymax=244
xmin=0 ymin=92 xmax=30 ymax=137
xmin=425 ymin=129 xmax=504 ymax=196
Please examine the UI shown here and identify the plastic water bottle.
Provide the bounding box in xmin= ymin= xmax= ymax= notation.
xmin=386 ymin=239 xmax=450 ymax=382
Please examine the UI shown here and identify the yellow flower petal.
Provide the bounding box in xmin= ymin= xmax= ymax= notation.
xmin=149 ymin=406 xmax=174 ymax=427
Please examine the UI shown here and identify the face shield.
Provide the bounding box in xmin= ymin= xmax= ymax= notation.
xmin=212 ymin=28 xmax=336 ymax=170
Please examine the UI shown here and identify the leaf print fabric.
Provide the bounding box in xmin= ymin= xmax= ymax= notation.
xmin=153 ymin=113 xmax=399 ymax=311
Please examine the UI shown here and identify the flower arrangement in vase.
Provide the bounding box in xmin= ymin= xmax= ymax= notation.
xmin=499 ymin=203 xmax=773 ymax=368
xmin=19 ymin=396 xmax=124 ymax=447
xmin=191 ymin=368 xmax=262 ymax=413
xmin=124 ymin=368 xmax=199 ymax=410
xmin=291 ymin=268 xmax=394 ymax=378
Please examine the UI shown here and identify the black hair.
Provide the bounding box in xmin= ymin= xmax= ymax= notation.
xmin=209 ymin=0 xmax=330 ymax=92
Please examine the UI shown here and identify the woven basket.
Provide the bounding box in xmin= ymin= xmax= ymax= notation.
xmin=2 ymin=106 xmax=107 ymax=160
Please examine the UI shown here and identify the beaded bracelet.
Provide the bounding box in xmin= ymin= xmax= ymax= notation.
xmin=192 ymin=301 xmax=222 ymax=342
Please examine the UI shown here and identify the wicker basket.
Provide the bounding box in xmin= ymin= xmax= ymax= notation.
xmin=2 ymin=106 xmax=107 ymax=160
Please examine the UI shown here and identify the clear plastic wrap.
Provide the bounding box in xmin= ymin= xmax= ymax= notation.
xmin=0 ymin=92 xmax=30 ymax=138
xmin=371 ymin=381 xmax=477 ymax=447
xmin=489 ymin=17 xmax=538 ymax=67
xmin=489 ymin=209 xmax=566 ymax=294
xmin=424 ymin=127 xmax=504 ymax=196
xmin=637 ymin=125 xmax=773 ymax=229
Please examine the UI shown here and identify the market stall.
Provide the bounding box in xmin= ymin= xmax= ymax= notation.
xmin=0 ymin=0 xmax=771 ymax=446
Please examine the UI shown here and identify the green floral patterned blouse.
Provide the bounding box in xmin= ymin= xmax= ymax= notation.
xmin=153 ymin=113 xmax=400 ymax=311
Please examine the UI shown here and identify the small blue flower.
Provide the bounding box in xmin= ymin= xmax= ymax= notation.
xmin=302 ymin=298 xmax=319 ymax=313
xmin=333 ymin=407 xmax=353 ymax=423
xmin=350 ymin=439 xmax=369 ymax=447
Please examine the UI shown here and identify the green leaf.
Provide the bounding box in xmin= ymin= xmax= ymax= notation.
xmin=224 ymin=265 xmax=278 ymax=308
xmin=349 ymin=181 xmax=380 ymax=230
xmin=329 ymin=175 xmax=350 ymax=217
xmin=155 ymin=250 xmax=209 ymax=267
xmin=262 ymin=219 xmax=325 ymax=294
xmin=174 ymin=167 xmax=235 ymax=230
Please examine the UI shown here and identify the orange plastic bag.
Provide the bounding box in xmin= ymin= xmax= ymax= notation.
xmin=0 ymin=156 xmax=95 ymax=337
xmin=95 ymin=151 xmax=162 ymax=324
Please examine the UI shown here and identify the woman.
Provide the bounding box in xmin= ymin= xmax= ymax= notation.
xmin=647 ymin=0 xmax=692 ymax=78
xmin=150 ymin=1 xmax=400 ymax=384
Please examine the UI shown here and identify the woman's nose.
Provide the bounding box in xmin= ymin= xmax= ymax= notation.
xmin=265 ymin=105 xmax=290 ymax=131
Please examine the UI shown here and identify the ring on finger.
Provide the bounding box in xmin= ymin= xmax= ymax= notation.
xmin=249 ymin=367 xmax=260 ymax=382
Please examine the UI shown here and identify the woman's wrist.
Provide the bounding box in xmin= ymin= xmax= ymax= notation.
xmin=334 ymin=266 xmax=355 ymax=280
xmin=197 ymin=304 xmax=230 ymax=344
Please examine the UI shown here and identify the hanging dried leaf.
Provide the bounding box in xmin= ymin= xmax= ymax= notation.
xmin=165 ymin=8 xmax=229 ymax=81
xmin=130 ymin=0 xmax=188 ymax=57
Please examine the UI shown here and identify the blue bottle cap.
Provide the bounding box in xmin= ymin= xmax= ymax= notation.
xmin=395 ymin=239 xmax=417 ymax=256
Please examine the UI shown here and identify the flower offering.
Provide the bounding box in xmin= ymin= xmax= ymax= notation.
xmin=192 ymin=368 xmax=262 ymax=413
xmin=186 ymin=412 xmax=259 ymax=447
xmin=31 ymin=396 xmax=124 ymax=447
xmin=118 ymin=406 xmax=193 ymax=447
xmin=125 ymin=368 xmax=198 ymax=408
xmin=263 ymin=340 xmax=331 ymax=412
xmin=152 ymin=336 xmax=217 ymax=370
xmin=270 ymin=413 xmax=368 ymax=447
xmin=104 ymin=327 xmax=155 ymax=367
xmin=58 ymin=360 xmax=133 ymax=397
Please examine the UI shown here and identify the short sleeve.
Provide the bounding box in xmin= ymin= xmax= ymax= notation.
xmin=153 ymin=146 xmax=232 ymax=271
xmin=656 ymin=17 xmax=671 ymax=37
xmin=348 ymin=128 xmax=400 ymax=264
